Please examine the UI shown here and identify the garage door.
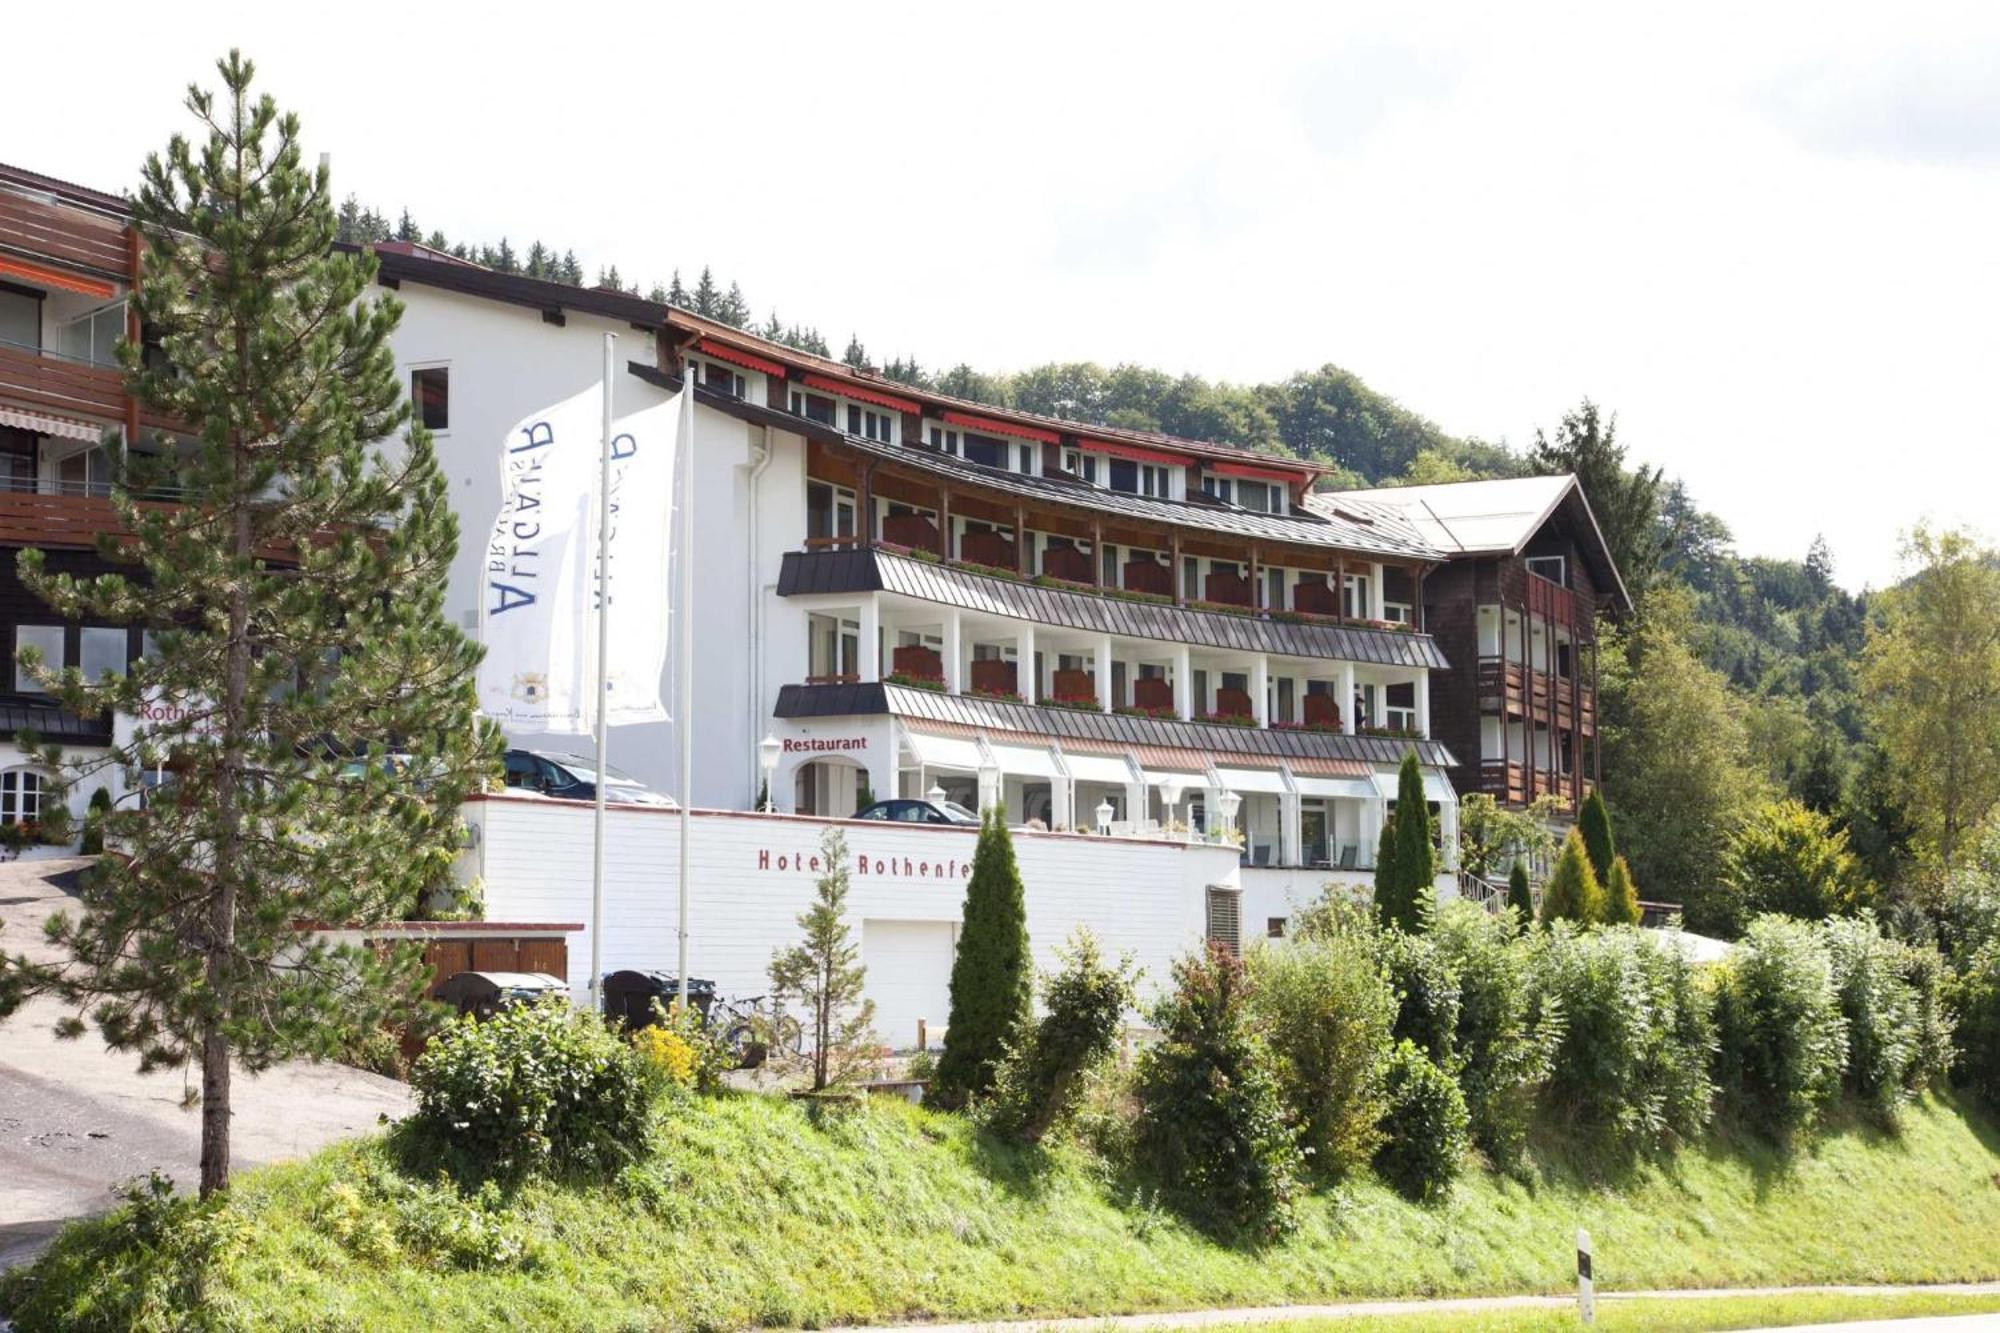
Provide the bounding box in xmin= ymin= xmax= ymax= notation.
xmin=863 ymin=919 xmax=957 ymax=1053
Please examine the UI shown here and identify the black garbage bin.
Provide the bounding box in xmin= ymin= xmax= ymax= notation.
xmin=435 ymin=970 xmax=568 ymax=1021
xmin=601 ymin=969 xmax=717 ymax=1029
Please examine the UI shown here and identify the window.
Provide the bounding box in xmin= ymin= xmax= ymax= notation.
xmin=14 ymin=625 xmax=65 ymax=692
xmin=1061 ymin=448 xmax=1100 ymax=484
xmin=0 ymin=283 xmax=40 ymax=353
xmin=1206 ymin=886 xmax=1242 ymax=956
xmin=806 ymin=482 xmax=857 ymax=541
xmin=56 ymin=299 xmax=126 ymax=368
xmin=80 ymin=627 xmax=127 ymax=680
xmin=1343 ymin=572 xmax=1371 ymax=620
xmin=1526 ymin=555 xmax=1567 ymax=586
xmin=1236 ymin=480 xmax=1273 ymax=512
xmin=790 ymin=391 xmax=836 ymax=425
xmin=928 ymin=427 xmax=960 ymax=454
xmin=1267 ymin=917 xmax=1288 ymax=940
xmin=1386 ymin=681 xmax=1417 ymax=732
xmin=1203 ymin=476 xmax=1232 ymax=504
xmin=860 ymin=409 xmax=892 ymax=442
xmin=961 ymin=432 xmax=1007 ymax=469
xmin=1266 ymin=567 xmax=1284 ymax=610
xmin=411 ymin=366 xmax=449 ymax=432
xmin=694 ymin=358 xmax=745 ymax=399
xmin=1107 ymin=458 xmax=1137 ymax=493
xmin=0 ymin=769 xmax=44 ymax=825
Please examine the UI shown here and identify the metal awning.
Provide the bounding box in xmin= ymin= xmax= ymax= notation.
xmin=0 ymin=406 xmax=104 ymax=443
xmin=1214 ymin=765 xmax=1289 ymax=796
xmin=901 ymin=725 xmax=985 ymax=772
xmin=1060 ymin=749 xmax=1135 ymax=786
xmin=1372 ymin=768 xmax=1457 ymax=804
xmin=1291 ymin=773 xmax=1378 ymax=800
xmin=986 ymin=738 xmax=1062 ymax=782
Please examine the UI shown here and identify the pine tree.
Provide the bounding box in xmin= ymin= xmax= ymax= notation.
xmin=335 ymin=193 xmax=362 ymax=243
xmin=768 ymin=827 xmax=876 ymax=1091
xmin=691 ymin=265 xmax=720 ymax=317
xmin=560 ymin=250 xmax=583 ymax=286
xmin=645 ymin=283 xmax=668 ymax=304
xmin=720 ymin=281 xmax=751 ymax=327
xmin=0 ymin=51 xmax=496 ymax=1198
xmin=1601 ymin=854 xmax=1642 ymax=926
xmin=761 ymin=309 xmax=783 ymax=341
xmin=1387 ymin=751 xmax=1437 ymax=931
xmin=1507 ymin=859 xmax=1533 ymax=921
xmin=1578 ymin=789 xmax=1616 ymax=884
xmin=930 ymin=805 xmax=1031 ymax=1109
xmin=667 ymin=269 xmax=687 ymax=307
xmin=1539 ymin=829 xmax=1605 ymax=925
xmin=524 ymin=241 xmax=550 ymax=279
xmin=842 ymin=333 xmax=868 ymax=368
xmin=424 ymin=229 xmax=449 ymax=251
xmin=493 ymin=237 xmax=518 ymax=274
xmin=394 ymin=208 xmax=418 ymax=242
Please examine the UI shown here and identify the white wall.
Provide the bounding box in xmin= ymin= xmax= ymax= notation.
xmin=466 ymin=795 xmax=1241 ymax=1046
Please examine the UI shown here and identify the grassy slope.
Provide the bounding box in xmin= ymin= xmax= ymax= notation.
xmin=29 ymin=1093 xmax=2000 ymax=1332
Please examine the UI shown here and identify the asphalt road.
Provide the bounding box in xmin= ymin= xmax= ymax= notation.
xmin=0 ymin=856 xmax=412 ymax=1268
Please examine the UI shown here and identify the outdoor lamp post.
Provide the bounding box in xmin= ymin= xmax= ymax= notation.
xmin=1216 ymin=788 xmax=1242 ymax=838
xmin=1159 ymin=775 xmax=1185 ymax=837
xmin=1094 ymin=797 xmax=1114 ymax=835
xmin=757 ymin=734 xmax=781 ymax=812
xmin=927 ymin=781 xmax=948 ymax=804
xmin=977 ymin=756 xmax=1001 ymax=814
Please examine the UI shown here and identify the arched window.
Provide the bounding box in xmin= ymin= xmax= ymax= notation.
xmin=0 ymin=768 xmax=46 ymax=825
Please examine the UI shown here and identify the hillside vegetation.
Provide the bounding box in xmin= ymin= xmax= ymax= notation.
xmin=8 ymin=1091 xmax=2000 ymax=1332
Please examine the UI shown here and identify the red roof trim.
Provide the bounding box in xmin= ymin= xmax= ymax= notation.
xmin=1076 ymin=437 xmax=1188 ymax=468
xmin=696 ymin=340 xmax=788 ymax=378
xmin=1210 ymin=460 xmax=1301 ymax=483
xmin=941 ymin=409 xmax=1062 ymax=445
xmin=801 ymin=373 xmax=921 ymax=416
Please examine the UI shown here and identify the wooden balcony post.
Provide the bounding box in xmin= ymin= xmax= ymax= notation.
xmin=1249 ymin=543 xmax=1261 ymax=610
xmin=937 ymin=486 xmax=950 ymax=559
xmin=1015 ymin=504 xmax=1029 ymax=576
xmin=1170 ymin=529 xmax=1184 ymax=606
xmin=1092 ymin=517 xmax=1104 ymax=587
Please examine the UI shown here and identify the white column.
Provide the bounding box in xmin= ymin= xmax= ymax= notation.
xmin=1097 ymin=634 xmax=1115 ymax=712
xmin=1174 ymin=645 xmax=1193 ymax=719
xmin=1250 ymin=655 xmax=1270 ymax=727
xmin=858 ymin=595 xmax=880 ymax=682
xmin=1414 ymin=666 xmax=1430 ymax=737
xmin=1370 ymin=562 xmax=1386 ymax=620
xmin=1438 ymin=791 xmax=1459 ymax=874
xmin=1362 ymin=796 xmax=1386 ymax=867
xmin=1340 ymin=660 xmax=1357 ymax=735
xmin=1017 ymin=624 xmax=1036 ymax=704
xmin=1281 ymin=790 xmax=1301 ymax=867
xmin=943 ymin=609 xmax=963 ymax=694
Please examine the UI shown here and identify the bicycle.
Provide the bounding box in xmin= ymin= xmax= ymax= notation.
xmin=712 ymin=993 xmax=804 ymax=1067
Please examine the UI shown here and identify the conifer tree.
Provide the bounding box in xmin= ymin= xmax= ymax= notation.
xmin=1602 ymin=854 xmax=1642 ymax=926
xmin=493 ymin=237 xmax=518 ymax=273
xmin=1387 ymin=751 xmax=1438 ymax=931
xmin=721 ymin=281 xmax=751 ymax=328
xmin=1539 ymin=829 xmax=1605 ymax=925
xmin=1579 ymin=788 xmax=1616 ymax=884
xmin=525 ymin=240 xmax=550 ymax=279
xmin=667 ymin=269 xmax=687 ymax=307
xmin=843 ymin=333 xmax=869 ymax=368
xmin=768 ymin=827 xmax=876 ymax=1091
xmin=1372 ymin=820 xmax=1401 ymax=921
xmin=1507 ymin=859 xmax=1533 ymax=921
xmin=930 ymin=805 xmax=1031 ymax=1109
xmin=0 ymin=51 xmax=496 ymax=1198
xmin=424 ymin=229 xmax=449 ymax=251
xmin=394 ymin=208 xmax=418 ymax=242
xmin=691 ymin=265 xmax=720 ymax=317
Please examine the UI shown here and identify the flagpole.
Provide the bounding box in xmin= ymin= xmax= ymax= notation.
xmin=676 ymin=360 xmax=695 ymax=1009
xmin=590 ymin=332 xmax=615 ymax=1014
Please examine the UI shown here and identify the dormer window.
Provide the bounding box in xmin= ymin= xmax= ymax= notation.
xmin=846 ymin=403 xmax=894 ymax=442
xmin=1205 ymin=475 xmax=1284 ymax=513
xmin=789 ymin=390 xmax=836 ymax=426
xmin=687 ymin=355 xmax=746 ymax=400
xmin=1061 ymin=447 xmax=1100 ymax=484
xmin=1107 ymin=457 xmax=1170 ymax=497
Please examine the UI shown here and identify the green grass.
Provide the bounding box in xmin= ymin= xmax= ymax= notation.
xmin=7 ymin=1093 xmax=2000 ymax=1332
xmin=1235 ymin=1289 xmax=2000 ymax=1330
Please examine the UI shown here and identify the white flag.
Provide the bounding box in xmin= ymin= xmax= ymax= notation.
xmin=477 ymin=386 xmax=598 ymax=733
xmin=592 ymin=384 xmax=686 ymax=725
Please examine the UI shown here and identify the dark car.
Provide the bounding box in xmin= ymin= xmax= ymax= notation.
xmin=501 ymin=748 xmax=674 ymax=807
xmin=852 ymin=797 xmax=981 ymax=826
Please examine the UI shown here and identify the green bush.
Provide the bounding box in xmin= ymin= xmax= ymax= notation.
xmin=1714 ymin=799 xmax=1869 ymax=938
xmin=1714 ymin=915 xmax=1848 ymax=1142
xmin=1579 ymin=789 xmax=1616 ymax=884
xmin=1951 ymin=938 xmax=2000 ymax=1109
xmin=1530 ymin=924 xmax=1715 ymax=1150
xmin=409 ymin=998 xmax=652 ymax=1178
xmin=1539 ymin=829 xmax=1604 ymax=925
xmin=1824 ymin=915 xmax=1921 ymax=1120
xmin=1430 ymin=902 xmax=1550 ymax=1170
xmin=80 ymin=785 xmax=112 ymax=856
xmin=1895 ymin=940 xmax=1957 ymax=1092
xmin=1245 ymin=928 xmax=1395 ymax=1179
xmin=1601 ymin=855 xmax=1642 ymax=926
xmin=932 ymin=806 xmax=1031 ymax=1110
xmin=987 ymin=929 xmax=1136 ymax=1146
xmin=0 ymin=1173 xmax=243 ymax=1331
xmin=1377 ymin=927 xmax=1460 ymax=1068
xmin=1132 ymin=945 xmax=1302 ymax=1244
xmin=1374 ymin=1040 xmax=1469 ymax=1202
xmin=1506 ymin=860 xmax=1533 ymax=922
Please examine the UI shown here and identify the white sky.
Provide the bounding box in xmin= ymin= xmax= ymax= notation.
xmin=9 ymin=1 xmax=1999 ymax=591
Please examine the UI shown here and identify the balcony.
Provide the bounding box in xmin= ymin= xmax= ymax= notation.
xmin=0 ymin=189 xmax=131 ymax=280
xmin=1476 ymin=656 xmax=1596 ymax=734
xmin=1476 ymin=760 xmax=1595 ymax=810
xmin=0 ymin=340 xmax=127 ymax=424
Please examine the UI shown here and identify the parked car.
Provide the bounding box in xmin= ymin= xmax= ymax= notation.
xmin=852 ymin=797 xmax=981 ymax=826
xmin=501 ymin=749 xmax=674 ymax=807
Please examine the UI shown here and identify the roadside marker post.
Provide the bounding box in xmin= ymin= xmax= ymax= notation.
xmin=1576 ymin=1227 xmax=1594 ymax=1324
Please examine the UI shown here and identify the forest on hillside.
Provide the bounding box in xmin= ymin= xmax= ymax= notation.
xmin=335 ymin=206 xmax=2000 ymax=931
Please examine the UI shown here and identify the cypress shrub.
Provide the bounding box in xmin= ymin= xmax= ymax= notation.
xmin=1539 ymin=829 xmax=1604 ymax=926
xmin=1506 ymin=859 xmax=1533 ymax=922
xmin=1246 ymin=929 xmax=1396 ymax=1179
xmin=1601 ymin=855 xmax=1642 ymax=926
xmin=1371 ymin=821 xmax=1401 ymax=922
xmin=1714 ymin=915 xmax=1847 ymax=1142
xmin=1430 ymin=901 xmax=1550 ymax=1170
xmin=80 ymin=786 xmax=112 ymax=856
xmin=1579 ymin=789 xmax=1616 ymax=884
xmin=1377 ymin=927 xmax=1460 ymax=1069
xmin=1389 ymin=752 xmax=1437 ymax=931
xmin=931 ymin=806 xmax=1032 ymax=1110
xmin=987 ymin=929 xmax=1136 ymax=1146
xmin=1133 ymin=946 xmax=1302 ymax=1244
xmin=1374 ymin=1041 xmax=1469 ymax=1202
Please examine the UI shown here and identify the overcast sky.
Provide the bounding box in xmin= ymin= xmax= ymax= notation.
xmin=9 ymin=2 xmax=1998 ymax=590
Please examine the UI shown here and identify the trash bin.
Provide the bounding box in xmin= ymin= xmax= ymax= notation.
xmin=435 ymin=970 xmax=568 ymax=1021
xmin=601 ymin=969 xmax=717 ymax=1029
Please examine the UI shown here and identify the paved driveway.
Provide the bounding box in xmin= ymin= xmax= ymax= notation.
xmin=0 ymin=857 xmax=412 ymax=1266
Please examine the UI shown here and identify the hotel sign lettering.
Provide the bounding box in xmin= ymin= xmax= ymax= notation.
xmin=755 ymin=847 xmax=971 ymax=881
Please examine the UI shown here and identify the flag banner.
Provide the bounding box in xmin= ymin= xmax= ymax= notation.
xmin=477 ymin=386 xmax=599 ymax=733
xmin=592 ymin=387 xmax=683 ymax=726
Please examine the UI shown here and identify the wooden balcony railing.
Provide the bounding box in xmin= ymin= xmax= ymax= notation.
xmin=0 ymin=341 xmax=127 ymax=423
xmin=0 ymin=488 xmax=127 ymax=549
xmin=1477 ymin=655 xmax=1595 ymax=732
xmin=0 ymin=193 xmax=131 ymax=279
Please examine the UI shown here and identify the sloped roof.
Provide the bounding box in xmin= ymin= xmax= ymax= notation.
xmin=1310 ymin=474 xmax=1631 ymax=612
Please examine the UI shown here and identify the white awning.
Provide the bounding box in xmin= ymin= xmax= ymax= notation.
xmin=901 ymin=727 xmax=985 ymax=773
xmin=1291 ymin=774 xmax=1378 ymax=800
xmin=1213 ymin=765 xmax=1289 ymax=796
xmin=1061 ymin=750 xmax=1135 ymax=786
xmin=1372 ymin=768 xmax=1457 ymax=804
xmin=986 ymin=739 xmax=1062 ymax=782
xmin=0 ymin=406 xmax=103 ymax=443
